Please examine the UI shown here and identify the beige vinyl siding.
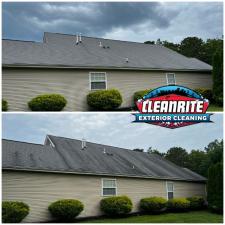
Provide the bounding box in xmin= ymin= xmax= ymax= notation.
xmin=173 ymin=181 xmax=207 ymax=198
xmin=2 ymin=170 xmax=206 ymax=223
xmin=2 ymin=68 xmax=212 ymax=111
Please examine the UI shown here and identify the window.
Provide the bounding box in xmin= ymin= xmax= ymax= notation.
xmin=102 ymin=179 xmax=117 ymax=196
xmin=166 ymin=182 xmax=174 ymax=199
xmin=89 ymin=72 xmax=107 ymax=90
xmin=166 ymin=73 xmax=176 ymax=85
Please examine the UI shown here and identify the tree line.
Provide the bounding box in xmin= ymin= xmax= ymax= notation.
xmin=144 ymin=37 xmax=223 ymax=66
xmin=134 ymin=139 xmax=223 ymax=178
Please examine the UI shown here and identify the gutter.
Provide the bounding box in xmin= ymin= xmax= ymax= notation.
xmin=3 ymin=167 xmax=207 ymax=183
xmin=2 ymin=64 xmax=212 ymax=73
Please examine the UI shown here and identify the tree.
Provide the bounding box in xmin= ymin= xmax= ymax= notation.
xmin=186 ymin=150 xmax=208 ymax=176
xmin=144 ymin=41 xmax=155 ymax=45
xmin=207 ymin=162 xmax=223 ymax=213
xmin=165 ymin=147 xmax=189 ymax=167
xmin=205 ymin=139 xmax=223 ymax=164
xmin=133 ymin=148 xmax=144 ymax=152
xmin=180 ymin=37 xmax=204 ymax=59
xmin=144 ymin=37 xmax=223 ymax=66
xmin=201 ymin=39 xmax=223 ymax=65
xmin=212 ymin=49 xmax=223 ymax=105
xmin=162 ymin=41 xmax=180 ymax=52
xmin=147 ymin=147 xmax=165 ymax=157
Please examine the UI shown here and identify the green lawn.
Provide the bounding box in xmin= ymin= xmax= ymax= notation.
xmin=81 ymin=211 xmax=223 ymax=223
xmin=207 ymin=104 xmax=223 ymax=112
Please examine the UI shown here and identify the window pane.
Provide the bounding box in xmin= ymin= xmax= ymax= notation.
xmin=90 ymin=73 xmax=106 ymax=82
xmin=91 ymin=82 xmax=106 ymax=90
xmin=167 ymin=182 xmax=174 ymax=192
xmin=103 ymin=188 xmax=116 ymax=196
xmin=167 ymin=74 xmax=175 ymax=85
xmin=168 ymin=192 xmax=174 ymax=199
xmin=103 ymin=179 xmax=116 ymax=188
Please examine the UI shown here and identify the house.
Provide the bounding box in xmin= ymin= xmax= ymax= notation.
xmin=2 ymin=32 xmax=212 ymax=111
xmin=2 ymin=135 xmax=206 ymax=222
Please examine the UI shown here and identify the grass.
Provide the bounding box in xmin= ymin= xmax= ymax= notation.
xmin=81 ymin=210 xmax=223 ymax=223
xmin=207 ymin=104 xmax=223 ymax=112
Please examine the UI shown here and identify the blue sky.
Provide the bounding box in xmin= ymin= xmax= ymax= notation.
xmin=2 ymin=113 xmax=223 ymax=153
xmin=2 ymin=2 xmax=223 ymax=43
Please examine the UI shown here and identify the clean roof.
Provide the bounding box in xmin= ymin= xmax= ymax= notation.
xmin=2 ymin=135 xmax=206 ymax=182
xmin=3 ymin=32 xmax=212 ymax=71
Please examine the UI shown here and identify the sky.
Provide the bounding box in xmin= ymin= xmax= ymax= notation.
xmin=2 ymin=2 xmax=223 ymax=43
xmin=2 ymin=113 xmax=223 ymax=153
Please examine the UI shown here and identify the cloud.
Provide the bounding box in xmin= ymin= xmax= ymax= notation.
xmin=2 ymin=2 xmax=223 ymax=43
xmin=2 ymin=113 xmax=223 ymax=153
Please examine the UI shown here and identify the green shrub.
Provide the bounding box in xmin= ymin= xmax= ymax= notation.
xmin=28 ymin=94 xmax=67 ymax=111
xmin=2 ymin=201 xmax=29 ymax=223
xmin=187 ymin=196 xmax=206 ymax=210
xmin=2 ymin=99 xmax=8 ymax=111
xmin=133 ymin=89 xmax=152 ymax=104
xmin=140 ymin=197 xmax=167 ymax=214
xmin=100 ymin=196 xmax=132 ymax=216
xmin=48 ymin=199 xmax=84 ymax=221
xmin=167 ymin=198 xmax=190 ymax=212
xmin=87 ymin=89 xmax=122 ymax=111
xmin=194 ymin=88 xmax=213 ymax=103
xmin=207 ymin=162 xmax=223 ymax=214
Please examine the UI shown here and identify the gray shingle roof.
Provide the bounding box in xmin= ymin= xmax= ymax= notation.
xmin=2 ymin=135 xmax=206 ymax=182
xmin=3 ymin=32 xmax=212 ymax=71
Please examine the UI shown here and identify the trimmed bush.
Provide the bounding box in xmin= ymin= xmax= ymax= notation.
xmin=133 ymin=89 xmax=152 ymax=104
xmin=167 ymin=198 xmax=190 ymax=212
xmin=48 ymin=199 xmax=84 ymax=221
xmin=2 ymin=201 xmax=29 ymax=223
xmin=140 ymin=197 xmax=167 ymax=214
xmin=28 ymin=94 xmax=67 ymax=111
xmin=194 ymin=88 xmax=213 ymax=103
xmin=87 ymin=89 xmax=122 ymax=111
xmin=2 ymin=99 xmax=8 ymax=111
xmin=187 ymin=196 xmax=206 ymax=210
xmin=100 ymin=196 xmax=132 ymax=216
xmin=207 ymin=162 xmax=223 ymax=214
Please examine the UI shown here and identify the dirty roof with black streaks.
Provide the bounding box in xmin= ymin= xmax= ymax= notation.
xmin=3 ymin=135 xmax=206 ymax=182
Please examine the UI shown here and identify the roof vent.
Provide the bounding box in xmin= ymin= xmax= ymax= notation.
xmin=106 ymin=152 xmax=113 ymax=156
xmin=99 ymin=41 xmax=102 ymax=47
xmin=132 ymin=165 xmax=135 ymax=169
xmin=76 ymin=34 xmax=79 ymax=45
xmin=103 ymin=148 xmax=106 ymax=154
xmin=125 ymin=57 xmax=129 ymax=63
xmin=81 ymin=138 xmax=86 ymax=150
xmin=79 ymin=33 xmax=82 ymax=43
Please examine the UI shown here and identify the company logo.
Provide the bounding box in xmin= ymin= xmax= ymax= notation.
xmin=133 ymin=85 xmax=212 ymax=129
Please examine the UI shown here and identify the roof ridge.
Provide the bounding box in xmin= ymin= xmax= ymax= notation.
xmin=43 ymin=31 xmax=155 ymax=46
xmin=2 ymin=38 xmax=41 ymax=43
xmin=48 ymin=134 xmax=151 ymax=155
xmin=2 ymin=138 xmax=45 ymax=147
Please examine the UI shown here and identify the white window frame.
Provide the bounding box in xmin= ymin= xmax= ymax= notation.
xmin=89 ymin=72 xmax=107 ymax=90
xmin=166 ymin=181 xmax=174 ymax=200
xmin=101 ymin=178 xmax=117 ymax=197
xmin=166 ymin=73 xmax=176 ymax=85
